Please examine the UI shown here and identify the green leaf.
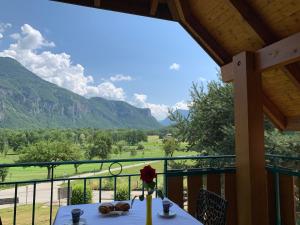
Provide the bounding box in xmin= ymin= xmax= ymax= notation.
xmin=147 ymin=181 xmax=156 ymax=189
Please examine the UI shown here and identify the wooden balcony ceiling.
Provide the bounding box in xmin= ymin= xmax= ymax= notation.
xmin=52 ymin=0 xmax=300 ymax=131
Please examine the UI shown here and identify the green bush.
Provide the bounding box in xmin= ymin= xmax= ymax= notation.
xmin=102 ymin=178 xmax=114 ymax=190
xmin=130 ymin=149 xmax=137 ymax=156
xmin=137 ymin=143 xmax=144 ymax=150
xmin=115 ymin=187 xmax=129 ymax=201
xmin=0 ymin=168 xmax=8 ymax=182
xmin=71 ymin=184 xmax=92 ymax=205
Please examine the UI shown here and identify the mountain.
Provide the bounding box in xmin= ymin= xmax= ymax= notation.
xmin=0 ymin=57 xmax=161 ymax=129
xmin=160 ymin=109 xmax=189 ymax=126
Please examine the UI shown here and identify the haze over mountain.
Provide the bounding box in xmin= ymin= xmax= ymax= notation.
xmin=160 ymin=109 xmax=189 ymax=126
xmin=0 ymin=57 xmax=161 ymax=129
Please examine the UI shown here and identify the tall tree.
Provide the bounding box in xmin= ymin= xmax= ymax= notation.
xmin=170 ymin=80 xmax=299 ymax=155
xmin=18 ymin=141 xmax=82 ymax=179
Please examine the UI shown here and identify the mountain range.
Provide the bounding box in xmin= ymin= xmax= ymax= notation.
xmin=0 ymin=57 xmax=161 ymax=129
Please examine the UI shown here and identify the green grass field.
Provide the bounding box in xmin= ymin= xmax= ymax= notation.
xmin=0 ymin=136 xmax=196 ymax=183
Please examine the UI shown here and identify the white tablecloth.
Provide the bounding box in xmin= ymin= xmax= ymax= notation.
xmin=54 ymin=198 xmax=203 ymax=225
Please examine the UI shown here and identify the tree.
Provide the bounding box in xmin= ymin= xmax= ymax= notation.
xmin=163 ymin=137 xmax=179 ymax=157
xmin=170 ymin=79 xmax=299 ymax=156
xmin=170 ymin=81 xmax=234 ymax=155
xmin=18 ymin=141 xmax=82 ymax=179
xmin=116 ymin=140 xmax=127 ymax=155
xmin=86 ymin=135 xmax=112 ymax=170
xmin=0 ymin=168 xmax=8 ymax=182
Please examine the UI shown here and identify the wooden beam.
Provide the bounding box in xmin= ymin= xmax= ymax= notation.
xmin=94 ymin=0 xmax=101 ymax=7
xmin=284 ymin=63 xmax=300 ymax=89
xmin=221 ymin=32 xmax=300 ymax=79
xmin=222 ymin=63 xmax=287 ymax=130
xmin=221 ymin=62 xmax=234 ymax=82
xmin=179 ymin=0 xmax=231 ymax=65
xmin=233 ymin=51 xmax=269 ymax=225
xmin=229 ymin=0 xmax=300 ymax=89
xmin=286 ymin=116 xmax=300 ymax=131
xmin=149 ymin=0 xmax=158 ymax=16
xmin=255 ymin=32 xmax=300 ymax=71
xmin=228 ymin=0 xmax=277 ymax=44
xmin=262 ymin=95 xmax=286 ymax=130
xmin=166 ymin=0 xmax=180 ymax=21
xmin=51 ymin=0 xmax=174 ymax=21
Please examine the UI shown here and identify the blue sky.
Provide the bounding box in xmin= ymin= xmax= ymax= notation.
xmin=0 ymin=0 xmax=218 ymax=120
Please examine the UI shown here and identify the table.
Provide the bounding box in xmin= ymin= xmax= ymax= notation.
xmin=54 ymin=198 xmax=203 ymax=225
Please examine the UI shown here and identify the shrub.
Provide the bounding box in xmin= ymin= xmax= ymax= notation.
xmin=130 ymin=149 xmax=137 ymax=156
xmin=137 ymin=143 xmax=144 ymax=150
xmin=71 ymin=184 xmax=92 ymax=205
xmin=102 ymin=178 xmax=114 ymax=190
xmin=115 ymin=187 xmax=129 ymax=201
xmin=0 ymin=168 xmax=8 ymax=182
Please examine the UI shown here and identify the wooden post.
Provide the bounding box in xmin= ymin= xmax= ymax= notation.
xmin=279 ymin=175 xmax=296 ymax=225
xmin=167 ymin=176 xmax=184 ymax=208
xmin=225 ymin=173 xmax=237 ymax=225
xmin=207 ymin=174 xmax=221 ymax=195
xmin=233 ymin=51 xmax=268 ymax=225
xmin=267 ymin=171 xmax=276 ymax=225
xmin=187 ymin=175 xmax=203 ymax=216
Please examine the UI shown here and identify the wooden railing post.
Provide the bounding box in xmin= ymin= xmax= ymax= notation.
xmin=267 ymin=171 xmax=276 ymax=225
xmin=207 ymin=174 xmax=221 ymax=195
xmin=167 ymin=175 xmax=184 ymax=208
xmin=225 ymin=173 xmax=237 ymax=225
xmin=187 ymin=175 xmax=203 ymax=216
xmin=279 ymin=174 xmax=296 ymax=225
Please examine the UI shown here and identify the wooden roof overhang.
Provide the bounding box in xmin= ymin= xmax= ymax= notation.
xmin=52 ymin=0 xmax=300 ymax=131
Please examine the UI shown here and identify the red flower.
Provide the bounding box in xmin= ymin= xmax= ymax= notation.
xmin=140 ymin=165 xmax=157 ymax=183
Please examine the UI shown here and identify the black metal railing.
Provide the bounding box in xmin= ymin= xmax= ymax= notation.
xmin=0 ymin=155 xmax=235 ymax=225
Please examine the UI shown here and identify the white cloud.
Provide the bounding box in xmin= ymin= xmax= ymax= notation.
xmin=132 ymin=94 xmax=169 ymax=120
xmin=173 ymin=101 xmax=189 ymax=110
xmin=0 ymin=23 xmax=11 ymax=33
xmin=10 ymin=33 xmax=21 ymax=40
xmin=110 ymin=74 xmax=132 ymax=82
xmin=0 ymin=22 xmax=12 ymax=40
xmin=0 ymin=24 xmax=125 ymax=100
xmin=169 ymin=63 xmax=180 ymax=71
xmin=198 ymin=76 xmax=207 ymax=82
xmin=132 ymin=94 xmax=189 ymax=120
xmin=85 ymin=82 xmax=125 ymax=100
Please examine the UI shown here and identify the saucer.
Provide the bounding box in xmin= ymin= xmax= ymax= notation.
xmin=158 ymin=211 xmax=176 ymax=218
xmin=63 ymin=218 xmax=87 ymax=225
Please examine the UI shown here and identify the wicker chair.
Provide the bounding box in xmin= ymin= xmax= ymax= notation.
xmin=195 ymin=189 xmax=228 ymax=225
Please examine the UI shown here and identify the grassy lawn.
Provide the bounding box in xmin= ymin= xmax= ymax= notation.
xmin=0 ymin=136 xmax=196 ymax=183
xmin=0 ymin=204 xmax=58 ymax=225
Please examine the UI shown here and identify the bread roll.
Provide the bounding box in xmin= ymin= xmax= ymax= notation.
xmin=115 ymin=202 xmax=130 ymax=211
xmin=99 ymin=203 xmax=114 ymax=214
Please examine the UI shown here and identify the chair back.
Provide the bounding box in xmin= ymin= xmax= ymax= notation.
xmin=195 ymin=189 xmax=228 ymax=225
xmin=0 ymin=216 xmax=2 ymax=225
